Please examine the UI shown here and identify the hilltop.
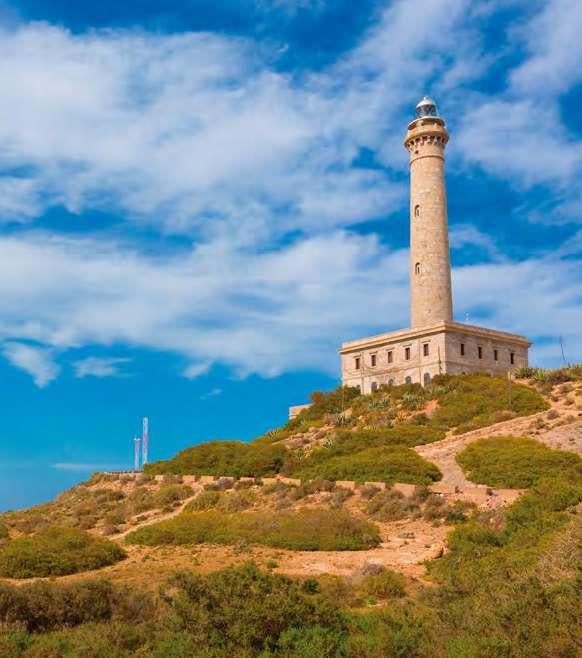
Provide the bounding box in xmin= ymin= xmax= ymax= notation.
xmin=0 ymin=368 xmax=580 ymax=657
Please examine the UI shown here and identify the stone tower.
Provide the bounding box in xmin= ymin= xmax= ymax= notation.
xmin=336 ymin=96 xmax=531 ymax=395
xmin=404 ymin=97 xmax=453 ymax=328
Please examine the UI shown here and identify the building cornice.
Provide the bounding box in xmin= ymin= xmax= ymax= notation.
xmin=339 ymin=321 xmax=531 ymax=354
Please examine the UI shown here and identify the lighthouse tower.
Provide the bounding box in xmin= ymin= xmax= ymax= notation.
xmin=405 ymin=97 xmax=453 ymax=328
xmin=337 ymin=96 xmax=531 ymax=393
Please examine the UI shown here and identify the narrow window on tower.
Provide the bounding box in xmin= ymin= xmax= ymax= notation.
xmin=405 ymin=347 xmax=411 ymax=361
xmin=414 ymin=205 xmax=420 ymax=217
xmin=415 ymin=262 xmax=422 ymax=276
xmin=371 ymin=353 xmax=377 ymax=367
xmin=387 ymin=350 xmax=393 ymax=364
xmin=423 ymin=373 xmax=431 ymax=386
xmin=355 ymin=357 xmax=361 ymax=370
xmin=494 ymin=349 xmax=499 ymax=361
xmin=478 ymin=346 xmax=483 ymax=359
xmin=460 ymin=343 xmax=465 ymax=356
xmin=423 ymin=343 xmax=429 ymax=357
xmin=510 ymin=352 xmax=515 ymax=365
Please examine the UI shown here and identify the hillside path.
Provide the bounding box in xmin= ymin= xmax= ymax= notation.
xmin=415 ymin=394 xmax=581 ymax=489
xmin=115 ymin=487 xmax=203 ymax=540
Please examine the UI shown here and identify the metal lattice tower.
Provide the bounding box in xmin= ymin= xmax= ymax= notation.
xmin=134 ymin=436 xmax=141 ymax=472
xmin=142 ymin=417 xmax=149 ymax=466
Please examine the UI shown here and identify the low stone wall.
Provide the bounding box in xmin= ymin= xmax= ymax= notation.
xmin=100 ymin=471 xmax=519 ymax=507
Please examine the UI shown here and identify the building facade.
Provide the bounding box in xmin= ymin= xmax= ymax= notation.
xmin=339 ymin=98 xmax=530 ymax=393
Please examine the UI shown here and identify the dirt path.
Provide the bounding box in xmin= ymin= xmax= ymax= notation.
xmin=114 ymin=486 xmax=203 ymax=540
xmin=415 ymin=390 xmax=581 ymax=489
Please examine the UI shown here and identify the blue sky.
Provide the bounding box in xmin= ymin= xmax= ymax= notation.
xmin=0 ymin=0 xmax=581 ymax=511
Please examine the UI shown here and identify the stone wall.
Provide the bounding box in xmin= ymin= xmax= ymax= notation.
xmin=101 ymin=471 xmax=514 ymax=508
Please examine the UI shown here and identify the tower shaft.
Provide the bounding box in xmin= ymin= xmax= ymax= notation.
xmin=404 ymin=113 xmax=453 ymax=327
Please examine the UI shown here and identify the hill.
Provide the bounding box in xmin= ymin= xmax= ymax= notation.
xmin=0 ymin=369 xmax=580 ymax=656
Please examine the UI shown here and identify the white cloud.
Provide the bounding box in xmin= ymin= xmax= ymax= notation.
xmin=0 ymin=231 xmax=578 ymax=386
xmin=73 ymin=356 xmax=130 ymax=378
xmin=200 ymin=388 xmax=223 ymax=400
xmin=2 ymin=341 xmax=60 ymax=387
xmin=510 ymin=0 xmax=582 ymax=96
xmin=0 ymin=2 xmax=482 ymax=236
xmin=451 ymin=1 xmax=582 ymax=223
xmin=183 ymin=362 xmax=212 ymax=380
xmin=0 ymin=2 xmax=578 ymax=387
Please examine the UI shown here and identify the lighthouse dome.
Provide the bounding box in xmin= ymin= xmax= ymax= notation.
xmin=415 ymin=96 xmax=439 ymax=119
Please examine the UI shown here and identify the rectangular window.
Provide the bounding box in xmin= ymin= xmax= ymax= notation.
xmin=405 ymin=347 xmax=411 ymax=361
xmin=494 ymin=349 xmax=498 ymax=361
xmin=355 ymin=357 xmax=360 ymax=370
xmin=478 ymin=346 xmax=483 ymax=359
xmin=371 ymin=382 xmax=378 ymax=392
xmin=510 ymin=352 xmax=515 ymax=365
xmin=423 ymin=343 xmax=429 ymax=357
xmin=371 ymin=354 xmax=377 ymax=367
xmin=460 ymin=343 xmax=465 ymax=356
xmin=387 ymin=350 xmax=393 ymax=364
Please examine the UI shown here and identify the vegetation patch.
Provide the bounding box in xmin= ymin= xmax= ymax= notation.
xmin=456 ymin=436 xmax=582 ymax=488
xmin=144 ymin=440 xmax=287 ymax=477
xmin=359 ymin=569 xmax=406 ymax=600
xmin=0 ymin=578 xmax=152 ymax=632
xmin=292 ymin=445 xmax=441 ymax=485
xmin=425 ymin=475 xmax=582 ymax=656
xmin=428 ymin=374 xmax=548 ymax=433
xmin=0 ymin=527 xmax=126 ymax=578
xmin=126 ymin=508 xmax=380 ymax=551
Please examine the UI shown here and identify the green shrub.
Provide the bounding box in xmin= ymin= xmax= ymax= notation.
xmin=456 ymin=436 xmax=582 ymax=488
xmin=161 ymin=562 xmax=347 ymax=655
xmin=216 ymin=489 xmax=257 ymax=513
xmin=429 ymin=374 xmax=548 ymax=433
xmin=291 ymin=386 xmax=361 ymax=425
xmin=144 ymin=440 xmax=287 ymax=478
xmin=0 ymin=527 xmax=126 ymax=578
xmin=360 ymin=569 xmax=406 ymax=599
xmin=184 ymin=490 xmax=221 ymax=512
xmin=126 ymin=508 xmax=380 ymax=551
xmin=293 ymin=445 xmax=441 ymax=485
xmin=0 ymin=579 xmax=152 ymax=632
xmin=516 ymin=364 xmax=582 ymax=384
xmin=154 ymin=484 xmax=193 ymax=506
xmin=367 ymin=489 xmax=419 ymax=521
xmin=0 ymin=524 xmax=8 ymax=542
xmin=426 ymin=472 xmax=582 ymax=657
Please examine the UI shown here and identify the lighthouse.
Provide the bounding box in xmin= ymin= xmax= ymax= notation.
xmin=339 ymin=97 xmax=530 ymax=392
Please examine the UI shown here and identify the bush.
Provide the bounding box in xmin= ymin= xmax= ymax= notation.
xmin=456 ymin=436 xmax=582 ymax=488
xmin=429 ymin=374 xmax=548 ymax=433
xmin=184 ymin=490 xmax=221 ymax=512
xmin=366 ymin=490 xmax=419 ymax=521
xmin=161 ymin=562 xmax=347 ymax=655
xmin=154 ymin=484 xmax=193 ymax=506
xmin=293 ymin=445 xmax=441 ymax=485
xmin=144 ymin=440 xmax=287 ymax=478
xmin=0 ymin=527 xmax=126 ymax=578
xmin=126 ymin=508 xmax=381 ymax=551
xmin=426 ymin=473 xmax=582 ymax=657
xmin=0 ymin=579 xmax=153 ymax=632
xmin=216 ymin=489 xmax=257 ymax=513
xmin=360 ymin=569 xmax=406 ymax=599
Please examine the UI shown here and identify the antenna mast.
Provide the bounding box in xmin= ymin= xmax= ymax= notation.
xmin=142 ymin=417 xmax=149 ymax=466
xmin=134 ymin=436 xmax=141 ymax=472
